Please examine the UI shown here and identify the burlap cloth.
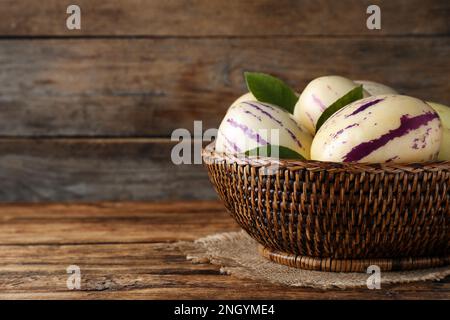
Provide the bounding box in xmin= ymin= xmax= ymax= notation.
xmin=177 ymin=231 xmax=450 ymax=289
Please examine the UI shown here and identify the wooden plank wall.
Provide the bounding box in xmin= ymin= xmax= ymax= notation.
xmin=0 ymin=0 xmax=448 ymax=202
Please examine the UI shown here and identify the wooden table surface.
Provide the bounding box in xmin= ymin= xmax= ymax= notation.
xmin=0 ymin=201 xmax=448 ymax=300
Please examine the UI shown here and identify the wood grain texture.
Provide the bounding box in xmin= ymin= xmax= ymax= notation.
xmin=0 ymin=201 xmax=233 ymax=244
xmin=0 ymin=1 xmax=449 ymax=203
xmin=0 ymin=139 xmax=216 ymax=202
xmin=0 ymin=37 xmax=449 ymax=137
xmin=0 ymin=0 xmax=448 ymax=36
xmin=0 ymin=201 xmax=448 ymax=299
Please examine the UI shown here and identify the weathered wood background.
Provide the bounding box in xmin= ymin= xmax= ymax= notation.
xmin=0 ymin=0 xmax=449 ymax=202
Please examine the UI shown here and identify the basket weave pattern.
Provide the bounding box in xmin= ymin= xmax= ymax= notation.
xmin=202 ymin=143 xmax=450 ymax=272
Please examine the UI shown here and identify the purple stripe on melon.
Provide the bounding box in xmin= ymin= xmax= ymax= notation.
xmin=285 ymin=128 xmax=303 ymax=148
xmin=332 ymin=123 xmax=359 ymax=139
xmin=225 ymin=138 xmax=241 ymax=152
xmin=305 ymin=111 xmax=315 ymax=126
xmin=219 ymin=130 xmax=242 ymax=153
xmin=312 ymin=94 xmax=326 ymax=111
xmin=412 ymin=127 xmax=432 ymax=149
xmin=345 ymin=98 xmax=384 ymax=118
xmin=226 ymin=118 xmax=269 ymax=145
xmin=243 ymin=102 xmax=304 ymax=148
xmin=243 ymin=109 xmax=262 ymax=121
xmin=412 ymin=138 xmax=420 ymax=150
xmin=386 ymin=156 xmax=399 ymax=163
xmin=345 ymin=123 xmax=359 ymax=130
xmin=287 ymin=116 xmax=305 ymax=132
xmin=243 ymin=102 xmax=283 ymax=126
xmin=342 ymin=112 xmax=439 ymax=162
xmin=258 ymin=102 xmax=280 ymax=113
xmin=218 ymin=132 xmax=232 ymax=153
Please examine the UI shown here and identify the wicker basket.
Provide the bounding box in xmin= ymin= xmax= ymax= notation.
xmin=202 ymin=142 xmax=450 ymax=272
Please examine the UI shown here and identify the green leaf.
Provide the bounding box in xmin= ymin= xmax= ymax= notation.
xmin=315 ymin=85 xmax=364 ymax=132
xmin=244 ymin=72 xmax=298 ymax=114
xmin=245 ymin=145 xmax=306 ymax=160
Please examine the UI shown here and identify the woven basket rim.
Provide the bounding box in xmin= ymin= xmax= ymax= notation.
xmin=202 ymin=142 xmax=450 ymax=173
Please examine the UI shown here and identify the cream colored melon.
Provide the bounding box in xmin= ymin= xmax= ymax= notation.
xmin=354 ymin=80 xmax=398 ymax=96
xmin=293 ymin=75 xmax=369 ymax=135
xmin=427 ymin=101 xmax=450 ymax=160
xmin=216 ymin=101 xmax=312 ymax=159
xmin=311 ymin=95 xmax=442 ymax=163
